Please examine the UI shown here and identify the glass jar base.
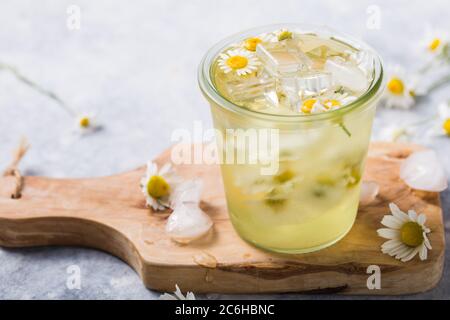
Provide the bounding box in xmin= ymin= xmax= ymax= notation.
xmin=235 ymin=220 xmax=355 ymax=255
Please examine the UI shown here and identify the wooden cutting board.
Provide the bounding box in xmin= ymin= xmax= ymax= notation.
xmin=0 ymin=142 xmax=445 ymax=295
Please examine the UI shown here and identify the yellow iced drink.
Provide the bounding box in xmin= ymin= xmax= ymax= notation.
xmin=199 ymin=24 xmax=383 ymax=253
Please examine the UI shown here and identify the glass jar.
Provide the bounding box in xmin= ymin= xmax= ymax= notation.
xmin=198 ymin=24 xmax=384 ymax=253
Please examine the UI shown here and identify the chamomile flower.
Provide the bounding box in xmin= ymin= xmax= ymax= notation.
xmin=377 ymin=203 xmax=432 ymax=262
xmin=75 ymin=113 xmax=99 ymax=134
xmin=275 ymin=29 xmax=293 ymax=41
xmin=378 ymin=124 xmax=414 ymax=142
xmin=242 ymin=33 xmax=278 ymax=51
xmin=217 ymin=49 xmax=260 ymax=76
xmin=140 ymin=161 xmax=180 ymax=211
xmin=426 ymin=101 xmax=450 ymax=137
xmin=159 ymin=285 xmax=195 ymax=300
xmin=300 ymin=92 xmax=356 ymax=114
xmin=421 ymin=26 xmax=449 ymax=58
xmin=382 ymin=65 xmax=416 ymax=109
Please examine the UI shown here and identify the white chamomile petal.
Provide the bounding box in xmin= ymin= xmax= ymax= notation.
xmin=377 ymin=228 xmax=399 ymax=240
xmin=401 ymin=247 xmax=420 ymax=262
xmin=419 ymin=244 xmax=428 ymax=260
xmin=381 ymin=215 xmax=403 ymax=229
xmin=408 ymin=209 xmax=418 ymax=222
xmin=417 ymin=213 xmax=427 ymax=225
xmin=424 ymin=234 xmax=432 ymax=250
xmin=389 ymin=203 xmax=410 ymax=222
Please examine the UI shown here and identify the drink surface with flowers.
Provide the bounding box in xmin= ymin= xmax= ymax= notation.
xmin=202 ymin=26 xmax=383 ymax=253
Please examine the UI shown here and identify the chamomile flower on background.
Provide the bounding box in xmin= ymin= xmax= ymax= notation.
xmin=426 ymin=101 xmax=450 ymax=137
xmin=76 ymin=113 xmax=99 ymax=134
xmin=377 ymin=203 xmax=431 ymax=262
xmin=382 ymin=65 xmax=416 ymax=109
xmin=378 ymin=124 xmax=414 ymax=142
xmin=420 ymin=26 xmax=449 ymax=59
xmin=141 ymin=161 xmax=180 ymax=211
xmin=217 ymin=49 xmax=260 ymax=76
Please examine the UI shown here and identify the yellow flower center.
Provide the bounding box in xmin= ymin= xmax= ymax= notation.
xmin=244 ymin=38 xmax=262 ymax=52
xmin=301 ymin=99 xmax=317 ymax=113
xmin=428 ymin=38 xmax=441 ymax=52
xmin=443 ymin=118 xmax=450 ymax=136
xmin=274 ymin=169 xmax=295 ymax=184
xmin=226 ymin=55 xmax=248 ymax=70
xmin=147 ymin=175 xmax=170 ymax=199
xmin=278 ymin=30 xmax=292 ymax=41
xmin=323 ymin=99 xmax=341 ymax=109
xmin=79 ymin=117 xmax=90 ymax=128
xmin=387 ymin=77 xmax=405 ymax=95
xmin=400 ymin=221 xmax=424 ymax=247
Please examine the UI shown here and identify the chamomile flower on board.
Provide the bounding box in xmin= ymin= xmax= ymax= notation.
xmin=377 ymin=203 xmax=432 ymax=262
xmin=217 ymin=49 xmax=260 ymax=76
xmin=382 ymin=65 xmax=416 ymax=109
xmin=140 ymin=161 xmax=180 ymax=211
xmin=426 ymin=102 xmax=450 ymax=137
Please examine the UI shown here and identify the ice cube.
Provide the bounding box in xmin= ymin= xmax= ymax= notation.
xmin=225 ymin=75 xmax=279 ymax=109
xmin=325 ymin=57 xmax=368 ymax=92
xmin=256 ymin=43 xmax=309 ymax=76
xmin=278 ymin=72 xmax=333 ymax=108
xmin=226 ymin=76 xmax=275 ymax=101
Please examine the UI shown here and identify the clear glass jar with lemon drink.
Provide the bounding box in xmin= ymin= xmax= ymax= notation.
xmin=199 ymin=24 xmax=384 ymax=253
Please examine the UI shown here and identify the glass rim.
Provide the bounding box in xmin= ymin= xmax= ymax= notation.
xmin=198 ymin=23 xmax=384 ymax=123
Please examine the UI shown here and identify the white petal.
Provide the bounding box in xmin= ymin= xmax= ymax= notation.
xmin=401 ymin=247 xmax=420 ymax=262
xmin=417 ymin=213 xmax=427 ymax=225
xmin=394 ymin=246 xmax=412 ymax=258
xmin=377 ymin=228 xmax=400 ymax=240
xmin=389 ymin=203 xmax=410 ymax=222
xmin=159 ymin=163 xmax=172 ymax=176
xmin=174 ymin=285 xmax=186 ymax=300
xmin=423 ymin=234 xmax=432 ymax=250
xmin=381 ymin=239 xmax=403 ymax=251
xmin=147 ymin=161 xmax=158 ymax=176
xmin=408 ymin=210 xmax=418 ymax=222
xmin=391 ymin=244 xmax=410 ymax=257
xmin=419 ymin=244 xmax=428 ymax=260
xmin=359 ymin=181 xmax=379 ymax=205
xmin=381 ymin=215 xmax=403 ymax=229
xmin=159 ymin=293 xmax=177 ymax=300
xmin=400 ymin=150 xmax=448 ymax=192
xmin=438 ymin=102 xmax=450 ymax=119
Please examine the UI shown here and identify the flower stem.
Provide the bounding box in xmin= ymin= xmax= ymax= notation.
xmin=339 ymin=122 xmax=352 ymax=137
xmin=0 ymin=62 xmax=76 ymax=116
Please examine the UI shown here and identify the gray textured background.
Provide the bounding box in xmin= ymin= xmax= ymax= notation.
xmin=0 ymin=0 xmax=449 ymax=299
